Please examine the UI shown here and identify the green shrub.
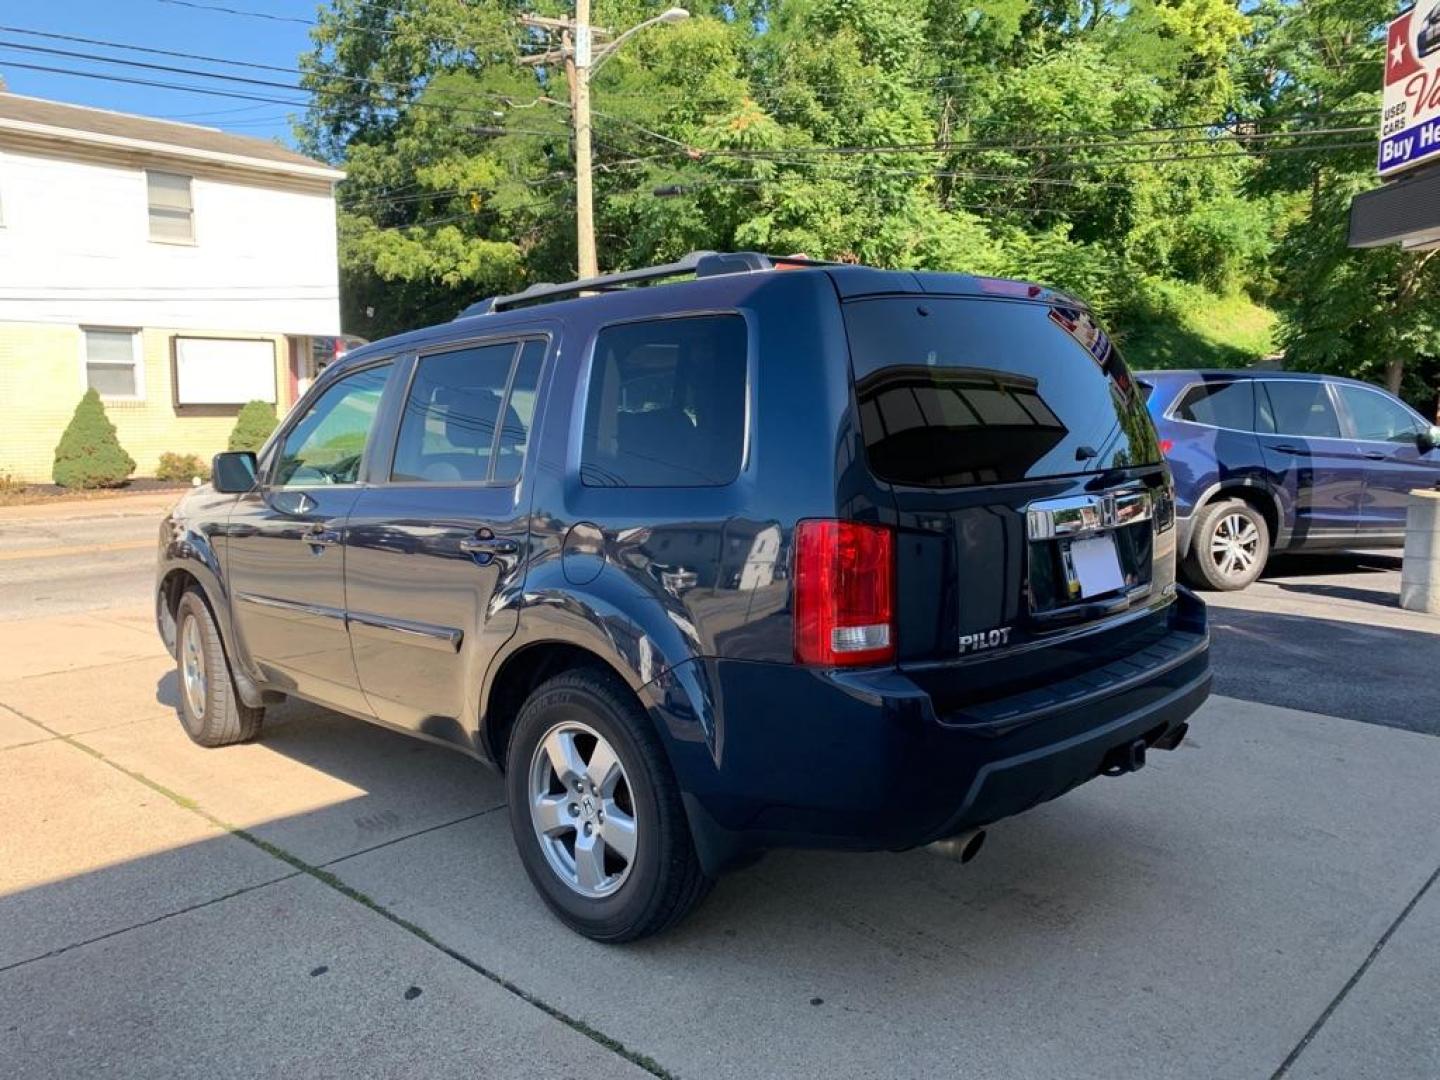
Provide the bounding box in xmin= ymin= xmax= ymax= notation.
xmin=156 ymin=452 xmax=211 ymax=483
xmin=228 ymin=400 xmax=279 ymax=452
xmin=52 ymin=389 xmax=136 ymax=489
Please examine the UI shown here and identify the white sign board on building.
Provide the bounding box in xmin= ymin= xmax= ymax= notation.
xmin=1379 ymin=3 xmax=1440 ymax=177
xmin=173 ymin=337 xmax=277 ymax=406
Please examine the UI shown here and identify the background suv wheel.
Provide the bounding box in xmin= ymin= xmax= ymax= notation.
xmin=505 ymin=669 xmax=711 ymax=942
xmin=173 ymin=589 xmax=264 ymax=746
xmin=1183 ymin=497 xmax=1269 ymax=591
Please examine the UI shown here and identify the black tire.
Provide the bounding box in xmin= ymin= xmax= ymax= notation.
xmin=505 ymin=669 xmax=712 ymax=942
xmin=1182 ymin=497 xmax=1270 ymax=591
xmin=173 ymin=589 xmax=264 ymax=747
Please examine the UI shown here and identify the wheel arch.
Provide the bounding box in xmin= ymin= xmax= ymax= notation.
xmin=1194 ymin=478 xmax=1287 ymax=550
xmin=157 ymin=546 xmax=267 ymax=710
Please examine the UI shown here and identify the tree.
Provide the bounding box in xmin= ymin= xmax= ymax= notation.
xmin=52 ymin=389 xmax=136 ymax=489
xmin=229 ymin=401 xmax=279 ymax=452
xmin=1247 ymin=0 xmax=1440 ymax=405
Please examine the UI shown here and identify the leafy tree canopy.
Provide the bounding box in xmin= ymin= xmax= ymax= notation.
xmin=298 ymin=0 xmax=1437 ymax=415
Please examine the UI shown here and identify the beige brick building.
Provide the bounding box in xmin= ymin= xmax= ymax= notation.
xmin=0 ymin=93 xmax=346 ymax=482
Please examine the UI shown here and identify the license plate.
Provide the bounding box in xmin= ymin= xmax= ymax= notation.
xmin=1068 ymin=534 xmax=1125 ymax=598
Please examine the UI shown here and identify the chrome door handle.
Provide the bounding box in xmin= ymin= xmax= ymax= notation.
xmin=1360 ymin=450 xmax=1387 ymax=460
xmin=305 ymin=526 xmax=342 ymax=547
xmin=458 ymin=536 xmax=519 ymax=556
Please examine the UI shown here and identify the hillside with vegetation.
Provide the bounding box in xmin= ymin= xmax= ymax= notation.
xmin=299 ymin=0 xmax=1438 ymax=412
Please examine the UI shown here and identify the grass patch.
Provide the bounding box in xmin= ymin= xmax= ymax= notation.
xmin=1115 ymin=279 xmax=1277 ymax=371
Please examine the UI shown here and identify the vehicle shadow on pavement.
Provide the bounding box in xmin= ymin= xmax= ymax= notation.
xmin=1208 ymin=607 xmax=1439 ymax=735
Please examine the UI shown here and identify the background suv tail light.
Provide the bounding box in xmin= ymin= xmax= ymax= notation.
xmin=793 ymin=520 xmax=895 ymax=667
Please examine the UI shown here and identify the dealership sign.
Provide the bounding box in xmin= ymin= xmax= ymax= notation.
xmin=1379 ymin=3 xmax=1440 ymax=177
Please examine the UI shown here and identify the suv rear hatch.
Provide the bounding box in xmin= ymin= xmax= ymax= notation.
xmin=842 ymin=289 xmax=1181 ymax=716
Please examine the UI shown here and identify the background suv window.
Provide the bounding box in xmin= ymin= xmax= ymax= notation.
xmin=273 ymin=364 xmax=391 ymax=487
xmin=581 ymin=315 xmax=747 ymax=487
xmin=1258 ymin=380 xmax=1341 ymax=438
xmin=391 ymin=342 xmax=525 ymax=484
xmin=1173 ymin=380 xmax=1255 ymax=431
xmin=1336 ymin=385 xmax=1424 ymax=443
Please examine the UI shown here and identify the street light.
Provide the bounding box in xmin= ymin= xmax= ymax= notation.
xmin=520 ymin=6 xmax=691 ymax=278
xmin=591 ymin=8 xmax=689 ymax=74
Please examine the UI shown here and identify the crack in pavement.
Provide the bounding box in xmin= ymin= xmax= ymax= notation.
xmin=0 ymin=873 xmax=302 ymax=975
xmin=0 ymin=699 xmax=676 ymax=1080
xmin=1269 ymin=860 xmax=1440 ymax=1080
xmin=317 ymin=804 xmax=506 ymax=869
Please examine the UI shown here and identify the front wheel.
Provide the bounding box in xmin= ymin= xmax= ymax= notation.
xmin=505 ymin=669 xmax=711 ymax=942
xmin=1183 ymin=498 xmax=1270 ymax=591
xmin=174 ymin=589 xmax=264 ymax=747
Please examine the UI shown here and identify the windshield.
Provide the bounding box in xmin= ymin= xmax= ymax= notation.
xmin=844 ymin=296 xmax=1160 ymax=488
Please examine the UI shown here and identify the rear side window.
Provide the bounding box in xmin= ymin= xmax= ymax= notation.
xmin=580 ymin=315 xmax=747 ymax=487
xmin=1173 ymin=380 xmax=1255 ymax=430
xmin=844 ymin=298 xmax=1158 ymax=487
xmin=391 ymin=339 xmax=543 ymax=484
xmin=1258 ymin=381 xmax=1341 ymax=438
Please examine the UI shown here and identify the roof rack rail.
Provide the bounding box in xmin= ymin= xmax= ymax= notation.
xmin=456 ymin=250 xmax=833 ymax=319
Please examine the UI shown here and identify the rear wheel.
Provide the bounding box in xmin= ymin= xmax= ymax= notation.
xmin=505 ymin=669 xmax=711 ymax=942
xmin=1183 ymin=497 xmax=1269 ymax=591
xmin=174 ymin=589 xmax=264 ymax=747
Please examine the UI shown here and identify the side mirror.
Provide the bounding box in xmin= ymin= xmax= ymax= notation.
xmin=212 ymin=451 xmax=258 ymax=493
xmin=1422 ymin=426 xmax=1440 ymax=453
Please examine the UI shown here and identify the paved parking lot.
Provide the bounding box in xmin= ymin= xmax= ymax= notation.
xmin=2 ymin=502 xmax=1438 ymax=1079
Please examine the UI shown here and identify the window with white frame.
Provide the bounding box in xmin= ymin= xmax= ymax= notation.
xmin=84 ymin=329 xmax=144 ymax=399
xmin=146 ymin=171 xmax=194 ymax=243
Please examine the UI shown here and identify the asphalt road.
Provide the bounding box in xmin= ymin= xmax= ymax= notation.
xmin=0 ymin=510 xmax=157 ymax=620
xmin=1206 ymin=551 xmax=1440 ymax=736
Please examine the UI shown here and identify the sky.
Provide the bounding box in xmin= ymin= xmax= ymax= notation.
xmin=0 ymin=1 xmax=319 ymax=145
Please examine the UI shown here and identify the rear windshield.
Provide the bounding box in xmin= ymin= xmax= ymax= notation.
xmin=844 ymin=297 xmax=1160 ymax=488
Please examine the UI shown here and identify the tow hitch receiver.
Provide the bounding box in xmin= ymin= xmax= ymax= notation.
xmin=1102 ymin=738 xmax=1148 ymax=777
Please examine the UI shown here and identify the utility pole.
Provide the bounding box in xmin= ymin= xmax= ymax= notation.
xmin=519 ymin=7 xmax=689 ymax=278
xmin=572 ymin=0 xmax=597 ymax=278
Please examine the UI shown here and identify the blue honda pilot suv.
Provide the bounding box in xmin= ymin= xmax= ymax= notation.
xmin=156 ymin=252 xmax=1211 ymax=940
xmin=1137 ymin=370 xmax=1440 ymax=590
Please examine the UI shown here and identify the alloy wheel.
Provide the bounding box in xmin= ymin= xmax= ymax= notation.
xmin=528 ymin=721 xmax=639 ymax=899
xmin=1210 ymin=512 xmax=1260 ymax=580
xmin=180 ymin=614 xmax=208 ymax=720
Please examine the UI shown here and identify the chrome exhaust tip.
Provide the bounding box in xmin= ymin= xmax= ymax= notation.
xmin=926 ymin=828 xmax=986 ymax=865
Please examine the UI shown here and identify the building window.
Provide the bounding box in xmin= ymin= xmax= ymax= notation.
xmin=146 ymin=171 xmax=194 ymax=243
xmin=84 ymin=328 xmax=144 ymax=400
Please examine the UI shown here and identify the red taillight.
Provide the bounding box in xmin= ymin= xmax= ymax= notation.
xmin=1159 ymin=438 xmax=1174 ymax=455
xmin=793 ymin=520 xmax=895 ymax=667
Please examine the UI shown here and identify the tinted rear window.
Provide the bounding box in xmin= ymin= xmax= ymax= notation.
xmin=1173 ymin=380 xmax=1255 ymax=430
xmin=845 ymin=298 xmax=1159 ymax=487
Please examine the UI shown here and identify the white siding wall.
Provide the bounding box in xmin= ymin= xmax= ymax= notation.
xmin=0 ymin=146 xmax=341 ymax=335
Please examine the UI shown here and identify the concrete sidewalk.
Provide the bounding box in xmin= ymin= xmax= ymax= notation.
xmin=2 ymin=604 xmax=1438 ymax=1079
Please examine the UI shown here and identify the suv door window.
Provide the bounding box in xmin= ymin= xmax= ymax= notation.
xmin=1336 ymin=385 xmax=1424 ymax=443
xmin=1257 ymin=380 xmax=1341 ymax=438
xmin=273 ymin=364 xmax=392 ymax=487
xmin=1172 ymin=380 xmax=1256 ymax=431
xmin=391 ymin=341 xmax=532 ymax=484
xmin=581 ymin=315 xmax=747 ymax=487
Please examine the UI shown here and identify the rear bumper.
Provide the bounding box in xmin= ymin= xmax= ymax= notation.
xmin=647 ymin=591 xmax=1210 ymax=875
